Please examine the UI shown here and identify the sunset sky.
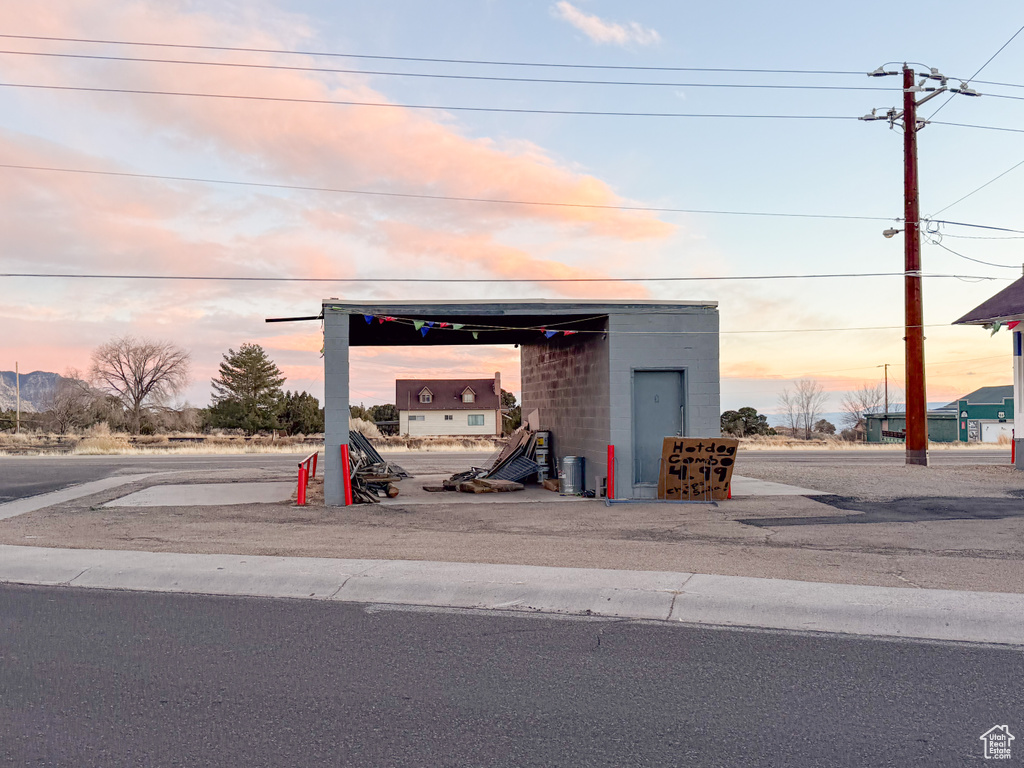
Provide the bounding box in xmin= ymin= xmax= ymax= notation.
xmin=3 ymin=1 xmax=1023 ymax=418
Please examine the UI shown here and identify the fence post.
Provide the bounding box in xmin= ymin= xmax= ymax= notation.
xmin=606 ymin=444 xmax=615 ymax=500
xmin=311 ymin=451 xmax=319 ymax=480
xmin=297 ymin=465 xmax=308 ymax=506
xmin=340 ymin=444 xmax=353 ymax=506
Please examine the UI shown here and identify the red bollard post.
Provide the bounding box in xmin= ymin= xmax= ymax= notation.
xmin=607 ymin=444 xmax=615 ymax=500
xmin=311 ymin=451 xmax=318 ymax=480
xmin=297 ymin=465 xmax=308 ymax=506
xmin=340 ymin=444 xmax=353 ymax=506
xmin=1012 ymin=430 xmax=1016 ymax=465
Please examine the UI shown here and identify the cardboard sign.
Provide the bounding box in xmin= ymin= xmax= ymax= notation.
xmin=657 ymin=437 xmax=739 ymax=501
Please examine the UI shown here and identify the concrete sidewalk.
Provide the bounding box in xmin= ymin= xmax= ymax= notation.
xmin=2 ymin=544 xmax=1021 ymax=646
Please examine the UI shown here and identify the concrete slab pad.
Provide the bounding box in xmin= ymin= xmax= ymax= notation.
xmin=0 ymin=474 xmax=157 ymax=520
xmin=380 ymin=475 xmax=590 ymax=506
xmin=104 ymin=482 xmax=295 ymax=508
xmin=730 ymin=475 xmax=828 ymax=496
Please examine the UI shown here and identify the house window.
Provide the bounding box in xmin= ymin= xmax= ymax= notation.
xmin=468 ymin=414 xmax=484 ymax=426
xmin=462 ymin=390 xmax=475 ymax=403
xmin=419 ymin=391 xmax=432 ymax=404
xmin=444 ymin=414 xmax=454 ymax=421
xmin=409 ymin=415 xmax=425 ymax=422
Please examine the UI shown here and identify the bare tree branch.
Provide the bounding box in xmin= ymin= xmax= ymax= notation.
xmin=90 ymin=336 xmax=191 ymax=434
xmin=778 ymin=379 xmax=829 ymax=440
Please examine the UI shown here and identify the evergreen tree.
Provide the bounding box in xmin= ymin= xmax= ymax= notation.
xmin=281 ymin=391 xmax=325 ymax=435
xmin=208 ymin=343 xmax=286 ymax=434
xmin=721 ymin=406 xmax=775 ymax=437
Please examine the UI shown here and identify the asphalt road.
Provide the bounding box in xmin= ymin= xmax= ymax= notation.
xmin=1 ymin=584 xmax=1020 ymax=768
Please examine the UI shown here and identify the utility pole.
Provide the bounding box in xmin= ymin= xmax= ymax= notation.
xmin=902 ymin=64 xmax=927 ymax=466
xmin=15 ymin=361 xmax=20 ymax=435
xmin=861 ymin=63 xmax=979 ymax=467
xmin=882 ymin=363 xmax=890 ymax=415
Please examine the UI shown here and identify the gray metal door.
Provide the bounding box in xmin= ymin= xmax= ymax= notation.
xmin=633 ymin=370 xmax=683 ymax=484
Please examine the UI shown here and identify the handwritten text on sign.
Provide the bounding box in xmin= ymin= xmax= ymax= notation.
xmin=657 ymin=437 xmax=739 ymax=501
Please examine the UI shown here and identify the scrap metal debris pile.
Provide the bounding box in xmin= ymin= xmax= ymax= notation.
xmin=348 ymin=430 xmax=409 ymax=503
xmin=427 ymin=426 xmax=542 ymax=494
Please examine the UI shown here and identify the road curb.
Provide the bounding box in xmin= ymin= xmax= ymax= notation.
xmin=1 ymin=545 xmax=1021 ymax=645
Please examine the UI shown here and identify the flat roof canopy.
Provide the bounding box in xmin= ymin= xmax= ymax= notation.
xmin=324 ymin=299 xmax=717 ymax=347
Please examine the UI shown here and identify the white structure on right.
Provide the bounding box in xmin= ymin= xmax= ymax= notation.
xmin=954 ymin=274 xmax=1024 ymax=469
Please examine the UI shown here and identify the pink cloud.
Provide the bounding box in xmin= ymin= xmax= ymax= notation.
xmin=0 ymin=1 xmax=673 ymax=242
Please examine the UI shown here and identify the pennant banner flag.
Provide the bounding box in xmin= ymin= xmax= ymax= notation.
xmin=544 ymin=330 xmax=558 ymax=339
xmin=413 ymin=320 xmax=424 ymax=331
xmin=438 ymin=322 xmax=450 ymax=329
xmin=364 ymin=315 xmax=374 ymax=324
xmin=472 ymin=332 xmax=479 ymax=339
xmin=452 ymin=323 xmax=464 ymax=330
xmin=564 ymin=330 xmax=578 ymax=336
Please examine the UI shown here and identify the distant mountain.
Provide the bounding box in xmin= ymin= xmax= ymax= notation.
xmin=0 ymin=371 xmax=61 ymax=412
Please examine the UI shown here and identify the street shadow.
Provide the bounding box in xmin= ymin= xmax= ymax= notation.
xmin=739 ymin=495 xmax=1024 ymax=527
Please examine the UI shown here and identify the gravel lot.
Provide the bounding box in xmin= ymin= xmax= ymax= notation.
xmin=2 ymin=452 xmax=1023 ymax=594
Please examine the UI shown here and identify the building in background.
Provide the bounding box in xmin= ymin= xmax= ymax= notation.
xmin=864 ymin=384 xmax=1014 ymax=444
xmin=953 ymin=275 xmax=1024 ymax=468
xmin=949 ymin=385 xmax=1015 ymax=443
xmin=397 ymin=374 xmax=502 ymax=436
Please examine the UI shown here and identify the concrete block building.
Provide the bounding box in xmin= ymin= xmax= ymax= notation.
xmin=323 ymin=299 xmax=720 ymax=504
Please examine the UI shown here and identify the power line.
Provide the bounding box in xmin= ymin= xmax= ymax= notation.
xmin=0 ymin=271 xmax=1002 ymax=283
xmin=930 ymin=219 xmax=1024 ymax=235
xmin=5 ymin=163 xmax=1023 ymax=233
xmin=930 ymin=120 xmax=1024 ymax=135
xmin=0 ymin=49 xmax=901 ymax=92
xmin=929 ymin=240 xmax=1024 ymax=270
xmin=0 ymin=34 xmax=867 ymax=75
xmin=929 ymin=22 xmax=1024 ymax=119
xmin=931 ymin=157 xmax=1024 ymax=217
xmin=0 ymin=163 xmax=895 ymax=222
xmin=0 ymin=81 xmax=862 ymax=120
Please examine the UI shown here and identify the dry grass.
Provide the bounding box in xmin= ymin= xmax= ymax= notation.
xmin=73 ymin=435 xmax=132 ymax=454
xmin=373 ymin=436 xmax=506 ymax=453
xmin=350 ymin=417 xmax=382 ymax=438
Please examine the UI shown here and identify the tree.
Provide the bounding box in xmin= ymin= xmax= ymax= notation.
xmin=813 ymin=419 xmax=836 ymax=435
xmin=367 ymin=404 xmax=397 ymax=423
xmin=281 ymin=391 xmax=324 ymax=435
xmin=44 ymin=370 xmax=95 ymax=435
xmin=778 ymin=379 xmax=829 ymax=440
xmin=368 ymin=403 xmax=399 ymax=435
xmin=208 ymin=343 xmax=285 ymax=434
xmin=501 ymin=389 xmax=522 ymax=434
xmin=721 ymin=406 xmax=774 ymax=437
xmin=840 ymin=383 xmax=885 ymax=432
xmin=90 ymin=336 xmax=191 ymax=434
